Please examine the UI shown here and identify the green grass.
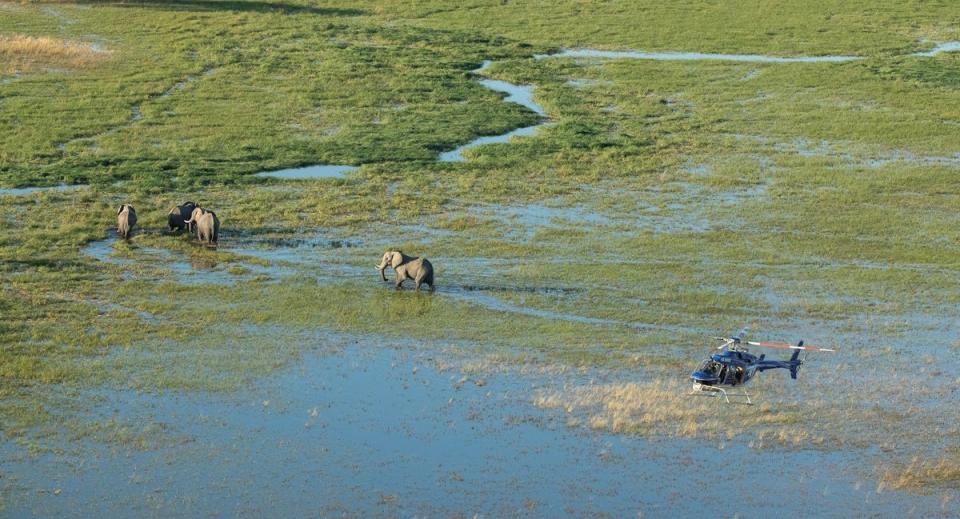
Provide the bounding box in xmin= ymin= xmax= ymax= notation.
xmin=2 ymin=0 xmax=960 ymax=496
xmin=359 ymin=0 xmax=959 ymax=56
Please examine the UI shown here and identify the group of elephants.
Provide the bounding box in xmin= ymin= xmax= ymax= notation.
xmin=115 ymin=201 xmax=220 ymax=244
xmin=115 ymin=201 xmax=434 ymax=291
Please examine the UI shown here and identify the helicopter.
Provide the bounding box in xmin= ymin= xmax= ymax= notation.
xmin=689 ymin=327 xmax=835 ymax=404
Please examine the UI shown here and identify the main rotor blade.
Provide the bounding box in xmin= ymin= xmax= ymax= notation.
xmin=734 ymin=326 xmax=750 ymax=341
xmin=746 ymin=341 xmax=836 ymax=352
xmin=713 ymin=338 xmax=735 ymax=350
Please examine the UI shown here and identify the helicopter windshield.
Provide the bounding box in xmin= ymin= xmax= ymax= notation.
xmin=696 ymin=359 xmax=721 ymax=376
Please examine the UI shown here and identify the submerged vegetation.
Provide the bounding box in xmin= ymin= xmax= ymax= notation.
xmin=2 ymin=0 xmax=960 ymax=509
xmin=880 ymin=455 xmax=960 ymax=493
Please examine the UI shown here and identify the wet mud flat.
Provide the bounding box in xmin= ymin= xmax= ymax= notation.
xmin=1 ymin=336 xmax=953 ymax=518
xmin=81 ymin=229 xmax=298 ymax=285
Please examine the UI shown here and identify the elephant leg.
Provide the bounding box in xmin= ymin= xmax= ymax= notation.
xmin=395 ymin=270 xmax=407 ymax=290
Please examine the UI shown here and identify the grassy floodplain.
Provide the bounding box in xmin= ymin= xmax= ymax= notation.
xmin=2 ymin=0 xmax=960 ymax=514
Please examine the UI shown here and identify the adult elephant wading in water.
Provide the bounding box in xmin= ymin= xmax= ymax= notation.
xmin=117 ymin=204 xmax=137 ymax=239
xmin=185 ymin=206 xmax=220 ymax=245
xmin=376 ymin=250 xmax=434 ymax=291
xmin=167 ymin=201 xmax=197 ymax=233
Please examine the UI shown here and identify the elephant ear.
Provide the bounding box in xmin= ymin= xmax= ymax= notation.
xmin=117 ymin=205 xmax=125 ymax=215
xmin=390 ymin=251 xmax=403 ymax=268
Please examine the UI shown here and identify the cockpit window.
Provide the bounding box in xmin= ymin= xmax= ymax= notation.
xmin=697 ymin=359 xmax=720 ymax=375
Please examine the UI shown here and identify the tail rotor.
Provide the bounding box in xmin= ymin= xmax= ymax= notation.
xmin=789 ymin=341 xmax=803 ymax=379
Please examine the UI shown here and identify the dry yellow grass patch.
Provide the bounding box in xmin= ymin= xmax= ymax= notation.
xmin=535 ymin=379 xmax=813 ymax=443
xmin=879 ymin=455 xmax=960 ymax=491
xmin=0 ymin=34 xmax=110 ymax=74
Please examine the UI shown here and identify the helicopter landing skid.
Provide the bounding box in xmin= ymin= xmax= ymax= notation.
xmin=689 ymin=383 xmax=753 ymax=405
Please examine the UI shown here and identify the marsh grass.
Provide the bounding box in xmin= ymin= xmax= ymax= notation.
xmin=880 ymin=455 xmax=960 ymax=491
xmin=534 ymin=371 xmax=960 ymax=455
xmin=536 ymin=379 xmax=814 ymax=445
xmin=377 ymin=0 xmax=955 ymax=56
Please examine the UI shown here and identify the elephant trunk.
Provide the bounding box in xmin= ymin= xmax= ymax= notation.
xmin=376 ymin=264 xmax=387 ymax=281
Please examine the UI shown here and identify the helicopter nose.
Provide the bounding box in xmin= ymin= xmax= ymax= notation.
xmin=691 ymin=370 xmax=719 ymax=385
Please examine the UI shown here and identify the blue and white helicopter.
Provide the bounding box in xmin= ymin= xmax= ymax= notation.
xmin=689 ymin=327 xmax=835 ymax=404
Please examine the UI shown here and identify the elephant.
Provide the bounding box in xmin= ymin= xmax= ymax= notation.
xmin=185 ymin=206 xmax=219 ymax=244
xmin=116 ymin=204 xmax=137 ymax=239
xmin=376 ymin=250 xmax=434 ymax=291
xmin=167 ymin=201 xmax=197 ymax=233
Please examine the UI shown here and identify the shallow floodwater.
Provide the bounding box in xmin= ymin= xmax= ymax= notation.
xmin=439 ymin=124 xmax=543 ymax=162
xmin=439 ymin=60 xmax=548 ymax=162
xmin=0 ymin=184 xmax=86 ymax=196
xmin=254 ymin=164 xmax=356 ymax=180
xmin=544 ymin=48 xmax=861 ymax=63
xmin=478 ymin=78 xmax=544 ymax=116
xmin=734 ymin=134 xmax=960 ymax=170
xmin=80 ymin=230 xmax=133 ymax=265
xmin=913 ymin=41 xmax=960 ymax=57
xmin=1 ymin=340 xmax=952 ymax=517
xmin=81 ymin=230 xmax=288 ymax=285
xmin=441 ymin=47 xmax=865 ymax=163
